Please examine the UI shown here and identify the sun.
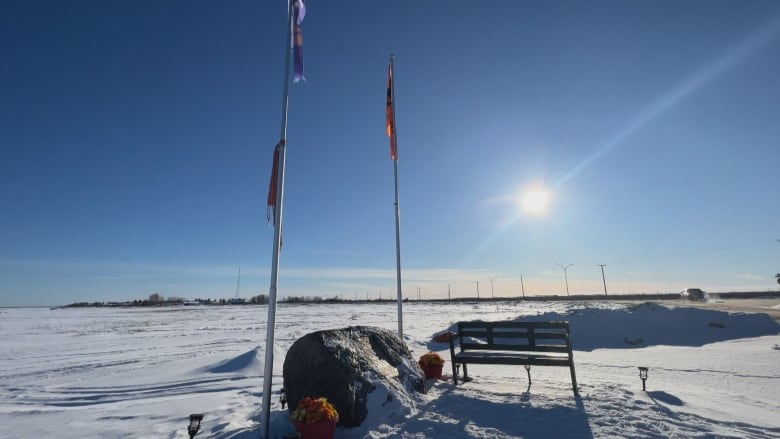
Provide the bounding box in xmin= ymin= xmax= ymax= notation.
xmin=520 ymin=188 xmax=549 ymax=214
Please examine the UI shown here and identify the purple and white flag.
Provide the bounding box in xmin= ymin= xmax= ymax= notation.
xmin=292 ymin=0 xmax=305 ymax=83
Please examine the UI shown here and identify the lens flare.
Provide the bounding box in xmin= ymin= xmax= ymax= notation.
xmin=521 ymin=189 xmax=548 ymax=214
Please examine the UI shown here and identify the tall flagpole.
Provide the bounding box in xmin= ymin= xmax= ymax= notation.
xmin=389 ymin=54 xmax=404 ymax=338
xmin=261 ymin=1 xmax=294 ymax=437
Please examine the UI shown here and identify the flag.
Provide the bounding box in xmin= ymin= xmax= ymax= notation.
xmin=267 ymin=142 xmax=282 ymax=224
xmin=293 ymin=0 xmax=306 ymax=83
xmin=386 ymin=63 xmax=397 ymax=160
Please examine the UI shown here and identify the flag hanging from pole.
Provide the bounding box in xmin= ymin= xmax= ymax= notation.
xmin=292 ymin=0 xmax=306 ymax=83
xmin=267 ymin=141 xmax=282 ymax=224
xmin=386 ymin=62 xmax=397 ymax=160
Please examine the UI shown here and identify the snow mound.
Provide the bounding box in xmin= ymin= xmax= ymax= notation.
xmin=202 ymin=346 xmax=262 ymax=374
xmin=518 ymin=302 xmax=779 ymax=351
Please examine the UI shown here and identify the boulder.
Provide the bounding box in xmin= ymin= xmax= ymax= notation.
xmin=282 ymin=326 xmax=424 ymax=427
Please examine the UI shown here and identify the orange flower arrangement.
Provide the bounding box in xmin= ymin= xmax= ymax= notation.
xmin=290 ymin=397 xmax=339 ymax=424
xmin=418 ymin=352 xmax=445 ymax=367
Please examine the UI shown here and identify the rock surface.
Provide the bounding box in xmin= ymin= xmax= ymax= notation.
xmin=283 ymin=326 xmax=424 ymax=427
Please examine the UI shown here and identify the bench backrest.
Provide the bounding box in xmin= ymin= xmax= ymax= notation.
xmin=456 ymin=321 xmax=571 ymax=353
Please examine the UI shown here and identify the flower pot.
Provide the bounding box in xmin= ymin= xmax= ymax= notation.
xmin=432 ymin=332 xmax=452 ymax=343
xmin=421 ymin=364 xmax=443 ymax=379
xmin=293 ymin=418 xmax=337 ymax=439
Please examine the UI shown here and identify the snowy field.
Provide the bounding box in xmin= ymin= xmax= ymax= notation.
xmin=1 ymin=300 xmax=779 ymax=438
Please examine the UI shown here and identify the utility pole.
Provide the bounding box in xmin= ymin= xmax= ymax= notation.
xmin=555 ymin=263 xmax=573 ymax=296
xmin=488 ymin=275 xmax=497 ymax=299
xmin=597 ymin=264 xmax=608 ymax=295
xmin=417 ymin=287 xmax=421 ymax=301
xmin=520 ymin=275 xmax=525 ymax=298
xmin=444 ymin=281 xmax=451 ymax=301
xmin=474 ymin=281 xmax=480 ymax=300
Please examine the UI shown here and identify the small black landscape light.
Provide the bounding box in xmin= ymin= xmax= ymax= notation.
xmin=188 ymin=413 xmax=204 ymax=439
xmin=638 ymin=367 xmax=648 ymax=391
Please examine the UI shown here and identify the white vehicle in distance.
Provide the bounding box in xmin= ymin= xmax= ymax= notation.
xmin=681 ymin=288 xmax=706 ymax=301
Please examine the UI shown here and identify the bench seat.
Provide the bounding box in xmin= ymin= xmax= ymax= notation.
xmin=453 ymin=351 xmax=571 ymax=366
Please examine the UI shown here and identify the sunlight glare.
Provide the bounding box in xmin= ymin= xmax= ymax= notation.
xmin=521 ymin=189 xmax=549 ymax=214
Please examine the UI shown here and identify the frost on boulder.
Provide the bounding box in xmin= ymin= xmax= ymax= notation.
xmin=282 ymin=326 xmax=424 ymax=427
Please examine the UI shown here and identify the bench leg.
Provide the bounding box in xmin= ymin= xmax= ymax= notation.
xmin=570 ymin=364 xmax=579 ymax=396
xmin=462 ymin=364 xmax=470 ymax=382
xmin=452 ymin=363 xmax=459 ymax=385
xmin=524 ymin=365 xmax=531 ymax=384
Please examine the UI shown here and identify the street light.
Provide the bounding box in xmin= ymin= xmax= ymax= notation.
xmin=488 ymin=276 xmax=497 ymax=299
xmin=597 ymin=264 xmax=607 ymax=296
xmin=444 ymin=281 xmax=451 ymax=301
xmin=474 ymin=281 xmax=480 ymax=300
xmin=555 ymin=263 xmax=573 ymax=296
xmin=520 ymin=274 xmax=526 ymax=298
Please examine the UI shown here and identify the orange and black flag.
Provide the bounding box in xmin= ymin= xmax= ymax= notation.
xmin=386 ymin=62 xmax=397 ymax=160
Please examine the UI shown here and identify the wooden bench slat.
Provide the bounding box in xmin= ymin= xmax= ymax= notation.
xmin=458 ymin=329 xmax=563 ymax=337
xmin=453 ymin=357 xmax=572 ymax=367
xmin=457 ymin=321 xmax=570 ymax=329
xmin=460 ymin=343 xmax=569 ymax=353
xmin=453 ymin=352 xmax=571 ymax=366
xmin=491 ymin=331 xmax=568 ymax=340
xmin=454 ymin=351 xmax=569 ymax=360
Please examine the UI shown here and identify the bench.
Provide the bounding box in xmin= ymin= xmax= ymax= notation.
xmin=448 ymin=321 xmax=579 ymax=396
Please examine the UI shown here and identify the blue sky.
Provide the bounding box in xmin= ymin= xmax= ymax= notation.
xmin=2 ymin=1 xmax=780 ymax=307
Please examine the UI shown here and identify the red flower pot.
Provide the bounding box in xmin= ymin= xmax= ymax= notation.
xmin=432 ymin=332 xmax=452 ymax=343
xmin=293 ymin=418 xmax=338 ymax=439
xmin=421 ymin=364 xmax=443 ymax=379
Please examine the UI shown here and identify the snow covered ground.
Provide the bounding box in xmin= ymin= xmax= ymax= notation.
xmin=1 ymin=300 xmax=779 ymax=438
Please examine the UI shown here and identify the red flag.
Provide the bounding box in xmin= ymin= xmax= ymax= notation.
xmin=267 ymin=142 xmax=281 ymax=224
xmin=386 ymin=63 xmax=397 ymax=160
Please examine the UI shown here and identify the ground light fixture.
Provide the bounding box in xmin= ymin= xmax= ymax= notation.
xmin=188 ymin=413 xmax=204 ymax=438
xmin=638 ymin=367 xmax=648 ymax=391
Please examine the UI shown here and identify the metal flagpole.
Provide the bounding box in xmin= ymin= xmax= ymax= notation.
xmin=261 ymin=0 xmax=294 ymax=437
xmin=389 ymin=54 xmax=404 ymax=337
